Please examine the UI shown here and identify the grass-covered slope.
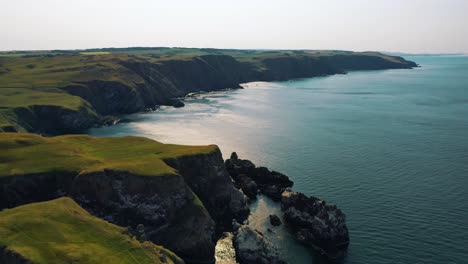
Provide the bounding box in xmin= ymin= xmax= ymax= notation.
xmin=0 ymin=132 xmax=217 ymax=177
xmin=0 ymin=197 xmax=183 ymax=264
xmin=0 ymin=48 xmax=417 ymax=133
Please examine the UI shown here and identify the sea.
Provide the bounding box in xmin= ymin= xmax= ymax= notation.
xmin=89 ymin=55 xmax=468 ymax=264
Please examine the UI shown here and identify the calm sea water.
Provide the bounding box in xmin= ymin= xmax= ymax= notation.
xmin=89 ymin=56 xmax=468 ymax=264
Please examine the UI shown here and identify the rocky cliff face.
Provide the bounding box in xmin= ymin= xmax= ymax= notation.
xmin=9 ymin=104 xmax=98 ymax=134
xmin=70 ymin=169 xmax=215 ymax=263
xmin=164 ymin=147 xmax=250 ymax=231
xmin=63 ymin=81 xmax=146 ymax=115
xmin=0 ymin=146 xmax=247 ymax=264
xmin=323 ymin=54 xmax=418 ymax=70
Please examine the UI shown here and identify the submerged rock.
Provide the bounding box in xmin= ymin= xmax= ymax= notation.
xmin=225 ymin=153 xmax=293 ymax=200
xmin=233 ymin=226 xmax=287 ymax=264
xmin=167 ymin=98 xmax=185 ymax=108
xmin=269 ymin=214 xmax=282 ymax=226
xmin=281 ymin=190 xmax=349 ymax=259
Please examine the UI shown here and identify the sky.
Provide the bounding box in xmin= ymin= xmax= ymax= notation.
xmin=1 ymin=0 xmax=467 ymax=53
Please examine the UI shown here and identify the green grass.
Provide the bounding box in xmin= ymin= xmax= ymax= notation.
xmin=0 ymin=197 xmax=182 ymax=264
xmin=0 ymin=88 xmax=85 ymax=109
xmin=0 ymin=133 xmax=218 ymax=177
xmin=80 ymin=51 xmax=112 ymax=55
xmin=0 ymin=54 xmax=143 ymax=89
xmin=0 ymin=87 xmax=95 ymax=129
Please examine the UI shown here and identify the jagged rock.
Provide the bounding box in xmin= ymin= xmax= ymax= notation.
xmin=237 ymin=174 xmax=258 ymax=199
xmin=167 ymin=98 xmax=185 ymax=108
xmin=233 ymin=226 xmax=287 ymax=264
xmin=225 ymin=153 xmax=293 ymax=200
xmin=269 ymin=214 xmax=282 ymax=226
xmin=281 ymin=190 xmax=349 ymax=259
xmin=232 ymin=219 xmax=242 ymax=231
xmin=164 ymin=148 xmax=250 ymax=230
xmin=230 ymin=152 xmax=238 ymax=161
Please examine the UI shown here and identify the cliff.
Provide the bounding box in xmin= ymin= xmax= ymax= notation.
xmin=0 ymin=197 xmax=184 ymax=264
xmin=0 ymin=49 xmax=417 ymax=134
xmin=0 ymin=133 xmax=248 ymax=264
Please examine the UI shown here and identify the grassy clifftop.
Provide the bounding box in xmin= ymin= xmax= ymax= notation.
xmin=0 ymin=133 xmax=244 ymax=263
xmin=0 ymin=197 xmax=183 ymax=264
xmin=0 ymin=48 xmax=417 ymax=133
xmin=0 ymin=132 xmax=217 ymax=177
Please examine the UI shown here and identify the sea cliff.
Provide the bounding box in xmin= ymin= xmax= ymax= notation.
xmin=0 ymin=133 xmax=248 ymax=264
xmin=0 ymin=48 xmax=417 ymax=134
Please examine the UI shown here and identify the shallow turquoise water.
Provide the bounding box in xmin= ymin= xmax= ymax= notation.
xmin=89 ymin=56 xmax=468 ymax=264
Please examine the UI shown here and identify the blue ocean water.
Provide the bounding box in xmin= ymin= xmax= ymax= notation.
xmin=89 ymin=56 xmax=468 ymax=264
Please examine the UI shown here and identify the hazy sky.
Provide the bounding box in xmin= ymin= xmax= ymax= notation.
xmin=1 ymin=0 xmax=467 ymax=53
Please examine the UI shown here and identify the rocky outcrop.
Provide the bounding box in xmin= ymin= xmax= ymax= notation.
xmin=225 ymin=152 xmax=293 ymax=200
xmin=12 ymin=104 xmax=98 ymax=134
xmin=269 ymin=214 xmax=282 ymax=226
xmin=164 ymin=147 xmax=249 ymax=231
xmin=0 ymin=246 xmax=31 ymax=264
xmin=281 ymin=190 xmax=349 ymax=259
xmin=233 ymin=226 xmax=287 ymax=264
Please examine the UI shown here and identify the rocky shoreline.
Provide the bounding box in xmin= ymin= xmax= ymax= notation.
xmin=223 ymin=152 xmax=350 ymax=263
xmin=0 ymin=133 xmax=349 ymax=264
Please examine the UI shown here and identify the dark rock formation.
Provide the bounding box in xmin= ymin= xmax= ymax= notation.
xmin=225 ymin=152 xmax=293 ymax=200
xmin=252 ymin=167 xmax=293 ymax=200
xmin=236 ymin=174 xmax=258 ymax=199
xmin=269 ymin=214 xmax=282 ymax=226
xmin=281 ymin=190 xmax=349 ymax=259
xmin=164 ymin=147 xmax=250 ymax=231
xmin=233 ymin=226 xmax=287 ymax=264
xmin=0 ymin=246 xmax=31 ymax=264
xmin=167 ymin=98 xmax=185 ymax=108
xmin=12 ymin=104 xmax=98 ymax=135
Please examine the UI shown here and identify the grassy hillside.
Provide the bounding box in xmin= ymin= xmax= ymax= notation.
xmin=0 ymin=197 xmax=183 ymax=264
xmin=0 ymin=132 xmax=217 ymax=177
